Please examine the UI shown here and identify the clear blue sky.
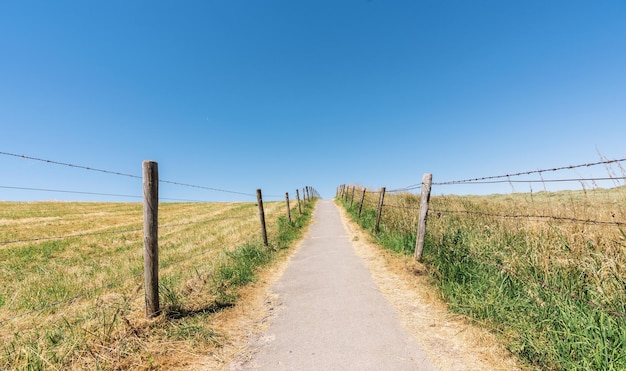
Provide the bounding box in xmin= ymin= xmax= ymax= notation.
xmin=1 ymin=1 xmax=625 ymax=201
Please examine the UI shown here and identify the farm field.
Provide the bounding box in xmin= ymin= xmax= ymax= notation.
xmin=340 ymin=186 xmax=626 ymax=370
xmin=0 ymin=199 xmax=315 ymax=369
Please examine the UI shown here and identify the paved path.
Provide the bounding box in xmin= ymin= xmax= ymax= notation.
xmin=240 ymin=200 xmax=436 ymax=370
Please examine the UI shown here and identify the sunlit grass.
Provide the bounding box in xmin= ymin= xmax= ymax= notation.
xmin=340 ymin=186 xmax=626 ymax=370
xmin=0 ymin=199 xmax=316 ymax=369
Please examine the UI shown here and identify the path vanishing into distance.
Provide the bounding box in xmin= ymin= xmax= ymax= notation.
xmin=235 ymin=200 xmax=437 ymax=370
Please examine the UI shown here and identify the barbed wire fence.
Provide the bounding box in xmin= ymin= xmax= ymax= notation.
xmin=0 ymin=151 xmax=319 ymax=329
xmin=337 ymin=156 xmax=626 ymax=319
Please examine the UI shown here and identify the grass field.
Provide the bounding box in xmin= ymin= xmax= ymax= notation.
xmin=0 ymin=199 xmax=315 ymax=369
xmin=340 ymin=186 xmax=626 ymax=370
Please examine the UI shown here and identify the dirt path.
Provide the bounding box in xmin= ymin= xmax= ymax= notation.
xmin=198 ymin=199 xmax=520 ymax=370
xmin=229 ymin=200 xmax=435 ymax=370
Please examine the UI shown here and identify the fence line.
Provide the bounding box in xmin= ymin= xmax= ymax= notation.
xmin=0 ymin=151 xmax=285 ymax=200
xmin=0 ymin=227 xmax=145 ymax=245
xmin=433 ymin=157 xmax=626 ymax=185
xmin=0 ymin=151 xmax=142 ymax=179
xmin=429 ymin=208 xmax=626 ymax=227
xmin=337 ymin=156 xmax=626 ymax=336
xmin=0 ymin=185 xmax=209 ymax=202
xmin=434 ymin=176 xmax=626 ymax=185
xmin=2 ymin=154 xmax=320 ymax=324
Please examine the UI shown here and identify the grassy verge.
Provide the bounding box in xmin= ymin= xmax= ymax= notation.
xmin=338 ymin=188 xmax=626 ymax=370
xmin=0 ymin=199 xmax=316 ymax=369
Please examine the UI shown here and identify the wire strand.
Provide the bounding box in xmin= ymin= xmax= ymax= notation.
xmin=0 ymin=151 xmax=142 ymax=179
xmin=430 ymin=209 xmax=626 ymax=226
xmin=434 ymin=157 xmax=626 ymax=185
xmin=434 ymin=177 xmax=626 ymax=185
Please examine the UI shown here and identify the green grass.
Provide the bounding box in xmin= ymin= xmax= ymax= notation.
xmin=0 ymin=198 xmax=317 ymax=369
xmin=339 ymin=187 xmax=626 ymax=370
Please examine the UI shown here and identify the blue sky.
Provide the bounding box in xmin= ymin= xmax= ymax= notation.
xmin=1 ymin=1 xmax=625 ymax=201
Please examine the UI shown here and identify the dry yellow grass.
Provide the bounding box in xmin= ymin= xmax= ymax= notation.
xmin=342 ymin=184 xmax=626 ymax=369
xmin=0 ymin=200 xmax=303 ymax=369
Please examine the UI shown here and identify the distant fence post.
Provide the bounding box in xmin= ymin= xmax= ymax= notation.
xmin=285 ymin=192 xmax=292 ymax=223
xmin=358 ymin=187 xmax=366 ymax=218
xmin=374 ymin=187 xmax=386 ymax=234
xmin=415 ymin=173 xmax=433 ymax=261
xmin=142 ymin=160 xmax=160 ymax=318
xmin=296 ymin=189 xmax=302 ymax=215
xmin=257 ymin=189 xmax=269 ymax=247
xmin=350 ymin=186 xmax=356 ymax=207
xmin=306 ymin=187 xmax=310 ymax=202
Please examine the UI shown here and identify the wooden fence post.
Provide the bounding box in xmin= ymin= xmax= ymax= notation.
xmin=257 ymin=189 xmax=269 ymax=247
xmin=296 ymin=189 xmax=302 ymax=215
xmin=350 ymin=186 xmax=356 ymax=207
xmin=358 ymin=187 xmax=366 ymax=218
xmin=142 ymin=160 xmax=160 ymax=318
xmin=285 ymin=192 xmax=292 ymax=223
xmin=415 ymin=173 xmax=433 ymax=261
xmin=374 ymin=187 xmax=386 ymax=235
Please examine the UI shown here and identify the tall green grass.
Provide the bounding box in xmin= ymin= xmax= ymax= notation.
xmin=339 ymin=188 xmax=626 ymax=370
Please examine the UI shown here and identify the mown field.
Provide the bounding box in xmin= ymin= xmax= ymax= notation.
xmin=0 ymin=199 xmax=315 ymax=369
xmin=340 ymin=186 xmax=626 ymax=370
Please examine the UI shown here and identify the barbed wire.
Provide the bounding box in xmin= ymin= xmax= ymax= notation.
xmin=430 ymin=208 xmax=626 ymax=227
xmin=433 ymin=176 xmax=626 ymax=185
xmin=388 ymin=184 xmax=422 ymax=193
xmin=382 ymin=203 xmax=420 ymax=211
xmin=0 ymin=151 xmax=142 ymax=179
xmin=0 ymin=212 xmax=255 ymax=246
xmin=433 ymin=157 xmax=626 ymax=186
xmin=160 ymin=214 xmax=253 ymax=230
xmin=159 ymin=179 xmax=259 ymax=198
xmin=0 ymin=151 xmax=282 ymax=199
xmin=0 ymin=227 xmax=144 ymax=245
xmin=0 ymin=185 xmax=143 ymax=199
xmin=0 ymin=184 xmax=241 ymax=203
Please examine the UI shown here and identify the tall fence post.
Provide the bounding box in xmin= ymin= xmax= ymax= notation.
xmin=374 ymin=187 xmax=386 ymax=235
xmin=306 ymin=186 xmax=311 ymax=201
xmin=358 ymin=187 xmax=366 ymax=218
xmin=296 ymin=189 xmax=302 ymax=215
xmin=142 ymin=160 xmax=160 ymax=318
xmin=257 ymin=189 xmax=269 ymax=247
xmin=350 ymin=186 xmax=356 ymax=207
xmin=285 ymin=192 xmax=292 ymax=223
xmin=415 ymin=173 xmax=433 ymax=261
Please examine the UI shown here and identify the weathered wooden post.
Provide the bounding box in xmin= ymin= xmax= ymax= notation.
xmin=358 ymin=187 xmax=366 ymax=218
xmin=350 ymin=186 xmax=356 ymax=207
xmin=257 ymin=189 xmax=268 ymax=246
xmin=306 ymin=186 xmax=310 ymax=202
xmin=285 ymin=192 xmax=292 ymax=223
xmin=296 ymin=189 xmax=302 ymax=215
xmin=142 ymin=160 xmax=160 ymax=317
xmin=374 ymin=187 xmax=386 ymax=235
xmin=415 ymin=173 xmax=433 ymax=261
